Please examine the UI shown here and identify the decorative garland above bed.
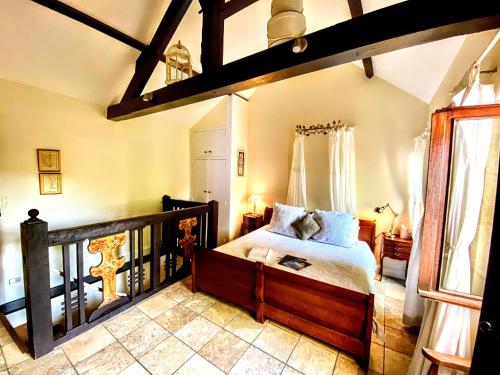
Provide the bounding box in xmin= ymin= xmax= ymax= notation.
xmin=295 ymin=120 xmax=355 ymax=136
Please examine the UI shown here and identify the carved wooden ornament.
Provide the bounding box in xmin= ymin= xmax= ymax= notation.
xmin=88 ymin=234 xmax=126 ymax=308
xmin=179 ymin=218 xmax=197 ymax=261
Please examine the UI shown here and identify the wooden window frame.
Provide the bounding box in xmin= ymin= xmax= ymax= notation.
xmin=418 ymin=104 xmax=500 ymax=310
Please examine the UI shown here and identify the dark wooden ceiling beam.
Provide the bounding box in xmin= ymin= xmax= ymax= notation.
xmin=221 ymin=0 xmax=260 ymax=19
xmin=121 ymin=0 xmax=192 ymax=101
xmin=30 ymin=0 xmax=167 ymax=63
xmin=347 ymin=0 xmax=374 ymax=78
xmin=108 ymin=0 xmax=500 ymax=121
xmin=200 ymin=0 xmax=225 ymax=72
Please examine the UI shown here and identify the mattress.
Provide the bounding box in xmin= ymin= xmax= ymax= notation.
xmin=214 ymin=226 xmax=377 ymax=294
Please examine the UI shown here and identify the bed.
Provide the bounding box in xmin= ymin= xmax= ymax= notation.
xmin=191 ymin=209 xmax=376 ymax=368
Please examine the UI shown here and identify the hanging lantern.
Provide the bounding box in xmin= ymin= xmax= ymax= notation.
xmin=267 ymin=0 xmax=306 ymax=48
xmin=165 ymin=40 xmax=192 ymax=85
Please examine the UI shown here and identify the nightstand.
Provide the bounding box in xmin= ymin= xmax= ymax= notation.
xmin=380 ymin=234 xmax=413 ymax=279
xmin=241 ymin=213 xmax=264 ymax=236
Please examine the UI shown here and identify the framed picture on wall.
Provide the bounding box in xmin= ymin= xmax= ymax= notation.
xmin=237 ymin=149 xmax=245 ymax=177
xmin=39 ymin=173 xmax=62 ymax=195
xmin=37 ymin=149 xmax=61 ymax=172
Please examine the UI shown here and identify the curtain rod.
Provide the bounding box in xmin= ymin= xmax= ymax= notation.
xmin=451 ymin=30 xmax=499 ymax=98
xmin=295 ymin=120 xmax=355 ymax=136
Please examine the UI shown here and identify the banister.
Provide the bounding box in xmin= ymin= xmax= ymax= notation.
xmin=48 ymin=204 xmax=209 ymax=246
xmin=12 ymin=196 xmax=218 ymax=359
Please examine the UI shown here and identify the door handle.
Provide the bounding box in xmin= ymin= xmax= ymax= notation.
xmin=203 ymin=190 xmax=207 ymax=193
xmin=208 ymin=191 xmax=212 ymax=194
xmin=479 ymin=321 xmax=494 ymax=335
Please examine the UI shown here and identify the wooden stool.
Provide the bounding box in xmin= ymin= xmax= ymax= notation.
xmin=422 ymin=347 xmax=471 ymax=375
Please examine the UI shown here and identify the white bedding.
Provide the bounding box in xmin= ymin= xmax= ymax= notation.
xmin=214 ymin=225 xmax=377 ymax=295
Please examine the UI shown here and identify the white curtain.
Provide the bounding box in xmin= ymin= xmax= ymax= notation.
xmin=286 ymin=134 xmax=307 ymax=208
xmin=328 ymin=127 xmax=357 ymax=215
xmin=403 ymin=129 xmax=428 ymax=327
xmin=407 ymin=79 xmax=495 ymax=375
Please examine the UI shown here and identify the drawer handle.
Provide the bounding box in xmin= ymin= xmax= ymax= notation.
xmin=208 ymin=150 xmax=212 ymax=153
xmin=394 ymin=251 xmax=400 ymax=257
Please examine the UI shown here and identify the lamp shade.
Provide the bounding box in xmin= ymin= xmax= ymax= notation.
xmin=249 ymin=194 xmax=262 ymax=203
xmin=267 ymin=0 xmax=306 ymax=48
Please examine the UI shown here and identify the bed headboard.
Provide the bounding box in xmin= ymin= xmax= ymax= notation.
xmin=262 ymin=207 xmax=376 ymax=252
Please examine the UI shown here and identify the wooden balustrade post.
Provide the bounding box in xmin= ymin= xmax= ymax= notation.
xmin=162 ymin=195 xmax=172 ymax=211
xmin=151 ymin=223 xmax=162 ymax=290
xmin=207 ymin=200 xmax=218 ymax=249
xmin=20 ymin=209 xmax=54 ymax=358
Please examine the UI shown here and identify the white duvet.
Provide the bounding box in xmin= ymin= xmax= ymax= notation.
xmin=214 ymin=226 xmax=377 ymax=295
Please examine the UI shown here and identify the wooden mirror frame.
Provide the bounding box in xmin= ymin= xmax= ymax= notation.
xmin=418 ymin=104 xmax=500 ymax=310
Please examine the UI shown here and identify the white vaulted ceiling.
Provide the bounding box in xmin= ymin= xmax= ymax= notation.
xmin=0 ymin=0 xmax=470 ymax=115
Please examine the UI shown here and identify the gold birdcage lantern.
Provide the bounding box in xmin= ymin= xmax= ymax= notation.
xmin=165 ymin=40 xmax=192 ymax=84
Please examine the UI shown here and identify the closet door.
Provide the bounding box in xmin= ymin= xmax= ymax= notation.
xmin=208 ymin=159 xmax=228 ymax=243
xmin=191 ymin=131 xmax=210 ymax=158
xmin=207 ymin=129 xmax=228 ymax=158
xmin=191 ymin=159 xmax=208 ymax=202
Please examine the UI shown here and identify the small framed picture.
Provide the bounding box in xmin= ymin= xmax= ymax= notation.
xmin=237 ymin=149 xmax=245 ymax=177
xmin=37 ymin=149 xmax=61 ymax=172
xmin=39 ymin=173 xmax=62 ymax=195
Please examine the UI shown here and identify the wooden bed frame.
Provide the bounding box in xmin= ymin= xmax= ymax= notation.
xmin=191 ymin=208 xmax=376 ymax=369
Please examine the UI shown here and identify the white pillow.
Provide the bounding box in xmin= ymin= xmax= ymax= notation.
xmin=268 ymin=202 xmax=306 ymax=238
xmin=312 ymin=209 xmax=354 ymax=248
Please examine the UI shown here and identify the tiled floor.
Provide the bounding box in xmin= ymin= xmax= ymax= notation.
xmin=0 ymin=275 xmax=417 ymax=375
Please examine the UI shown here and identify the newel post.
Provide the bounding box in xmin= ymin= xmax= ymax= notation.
xmin=162 ymin=195 xmax=172 ymax=211
xmin=207 ymin=200 xmax=218 ymax=249
xmin=20 ymin=209 xmax=54 ymax=358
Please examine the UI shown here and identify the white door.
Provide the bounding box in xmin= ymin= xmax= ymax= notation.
xmin=207 ymin=129 xmax=228 ymax=158
xmin=191 ymin=159 xmax=208 ymax=202
xmin=191 ymin=131 xmax=210 ymax=158
xmin=208 ymin=159 xmax=228 ymax=244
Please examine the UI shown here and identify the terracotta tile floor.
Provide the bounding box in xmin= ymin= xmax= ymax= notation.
xmin=0 ymin=275 xmax=417 ymax=375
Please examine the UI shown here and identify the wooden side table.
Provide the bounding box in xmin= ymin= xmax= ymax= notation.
xmin=241 ymin=213 xmax=264 ymax=236
xmin=380 ymin=234 xmax=413 ymax=279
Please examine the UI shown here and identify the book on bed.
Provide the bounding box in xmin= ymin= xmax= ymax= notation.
xmin=278 ymin=255 xmax=311 ymax=271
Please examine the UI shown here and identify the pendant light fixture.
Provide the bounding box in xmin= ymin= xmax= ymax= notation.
xmin=267 ymin=0 xmax=307 ymax=49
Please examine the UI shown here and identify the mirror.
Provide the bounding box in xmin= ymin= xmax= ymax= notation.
xmin=439 ymin=118 xmax=499 ymax=297
xmin=419 ymin=104 xmax=500 ymax=309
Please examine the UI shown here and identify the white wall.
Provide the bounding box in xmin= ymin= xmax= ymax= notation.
xmin=228 ymin=95 xmax=249 ymax=240
xmin=246 ymin=63 xmax=429 ymax=262
xmin=0 ymin=78 xmax=190 ymax=306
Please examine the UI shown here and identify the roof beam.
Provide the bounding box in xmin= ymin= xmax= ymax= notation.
xmin=221 ymin=0 xmax=260 ymax=19
xmin=108 ymin=0 xmax=500 ymax=121
xmin=121 ymin=0 xmax=192 ymax=101
xmin=347 ymin=0 xmax=374 ymax=78
xmin=30 ymin=0 xmax=167 ymax=63
xmin=200 ymin=0 xmax=225 ymax=72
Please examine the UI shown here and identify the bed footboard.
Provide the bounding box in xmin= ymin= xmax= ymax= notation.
xmin=192 ymin=248 xmax=374 ymax=369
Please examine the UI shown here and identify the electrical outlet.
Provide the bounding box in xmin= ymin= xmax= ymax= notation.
xmin=8 ymin=277 xmax=21 ymax=285
xmin=0 ymin=196 xmax=8 ymax=208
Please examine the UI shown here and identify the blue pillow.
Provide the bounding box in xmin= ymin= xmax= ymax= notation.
xmin=311 ymin=209 xmax=354 ymax=248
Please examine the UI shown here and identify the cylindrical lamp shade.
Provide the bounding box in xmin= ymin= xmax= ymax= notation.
xmin=165 ymin=41 xmax=192 ymax=85
xmin=267 ymin=0 xmax=306 ymax=48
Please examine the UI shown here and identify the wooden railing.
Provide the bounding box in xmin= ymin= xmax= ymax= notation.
xmin=19 ymin=195 xmax=218 ymax=358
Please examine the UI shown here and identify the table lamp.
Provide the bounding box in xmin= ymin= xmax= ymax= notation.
xmin=248 ymin=194 xmax=262 ymax=215
xmin=374 ymin=202 xmax=399 ymax=237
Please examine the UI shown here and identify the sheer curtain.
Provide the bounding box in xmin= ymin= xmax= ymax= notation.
xmin=286 ymin=133 xmax=307 ymax=208
xmin=407 ymin=79 xmax=495 ymax=375
xmin=328 ymin=127 xmax=357 ymax=215
xmin=403 ymin=130 xmax=428 ymax=327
